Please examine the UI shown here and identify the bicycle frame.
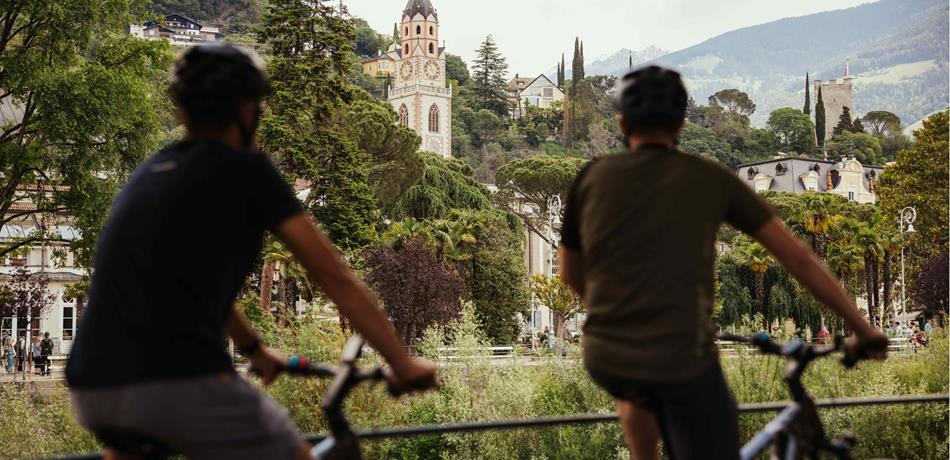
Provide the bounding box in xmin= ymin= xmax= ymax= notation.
xmin=728 ymin=334 xmax=858 ymax=460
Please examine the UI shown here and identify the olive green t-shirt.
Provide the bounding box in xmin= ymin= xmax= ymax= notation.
xmin=561 ymin=146 xmax=774 ymax=383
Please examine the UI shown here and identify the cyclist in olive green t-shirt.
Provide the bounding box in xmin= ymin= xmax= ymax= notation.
xmin=558 ymin=66 xmax=888 ymax=460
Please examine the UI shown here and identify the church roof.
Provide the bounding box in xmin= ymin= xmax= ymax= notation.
xmin=403 ymin=0 xmax=437 ymax=19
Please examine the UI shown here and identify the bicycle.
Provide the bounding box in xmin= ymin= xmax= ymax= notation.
xmin=87 ymin=335 xmax=395 ymax=460
xmin=720 ymin=333 xmax=879 ymax=460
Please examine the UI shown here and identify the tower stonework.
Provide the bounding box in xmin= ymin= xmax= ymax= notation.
xmin=388 ymin=0 xmax=452 ymax=158
xmin=814 ymin=73 xmax=853 ymax=142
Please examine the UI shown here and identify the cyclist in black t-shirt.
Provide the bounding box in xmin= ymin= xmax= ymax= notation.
xmin=558 ymin=66 xmax=888 ymax=460
xmin=66 ymin=44 xmax=436 ymax=460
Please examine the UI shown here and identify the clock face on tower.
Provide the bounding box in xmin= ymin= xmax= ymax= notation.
xmin=399 ymin=62 xmax=413 ymax=80
xmin=423 ymin=59 xmax=440 ymax=80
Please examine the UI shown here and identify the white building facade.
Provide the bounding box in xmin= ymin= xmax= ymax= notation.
xmin=388 ymin=0 xmax=452 ymax=158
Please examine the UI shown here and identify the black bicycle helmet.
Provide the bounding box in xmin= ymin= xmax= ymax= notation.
xmin=170 ymin=44 xmax=269 ymax=140
xmin=614 ymin=65 xmax=688 ymax=135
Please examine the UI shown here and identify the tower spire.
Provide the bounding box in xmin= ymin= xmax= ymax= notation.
xmin=845 ymin=61 xmax=849 ymax=77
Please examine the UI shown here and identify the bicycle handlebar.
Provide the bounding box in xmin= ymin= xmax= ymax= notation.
xmin=718 ymin=333 xmax=865 ymax=368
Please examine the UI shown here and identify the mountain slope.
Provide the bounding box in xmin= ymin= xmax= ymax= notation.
xmin=598 ymin=0 xmax=948 ymax=126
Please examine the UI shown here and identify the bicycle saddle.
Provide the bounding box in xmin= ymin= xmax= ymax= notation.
xmin=93 ymin=428 xmax=174 ymax=460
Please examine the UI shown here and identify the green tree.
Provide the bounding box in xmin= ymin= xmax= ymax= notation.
xmin=679 ymin=123 xmax=743 ymax=168
xmin=832 ymin=106 xmax=855 ymax=137
xmin=530 ymin=274 xmax=582 ymax=343
xmin=470 ymin=35 xmax=510 ymax=116
xmin=352 ymin=17 xmax=386 ymax=57
xmin=0 ymin=0 xmax=173 ymax=265
xmin=738 ymin=242 xmax=774 ymax=330
xmin=571 ymin=37 xmax=585 ymax=83
xmin=389 ymin=153 xmax=491 ymax=220
xmin=452 ymin=209 xmax=530 ymax=343
xmin=341 ymin=98 xmax=423 ymax=210
xmin=257 ymin=0 xmax=376 ymax=251
xmin=766 ymin=108 xmax=816 ymax=154
xmin=862 ymin=111 xmax=901 ymax=137
xmin=815 ymin=86 xmax=826 ymax=147
xmin=708 ymin=89 xmax=756 ymax=117
xmin=803 ymin=73 xmax=811 ymax=116
xmin=878 ymin=111 xmax=949 ymax=257
xmin=495 ymin=155 xmax=586 ymax=246
xmin=445 ymin=53 xmax=470 ymax=85
xmin=824 ymin=131 xmax=884 ymax=165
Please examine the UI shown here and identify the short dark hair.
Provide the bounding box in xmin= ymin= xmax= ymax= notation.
xmin=170 ymin=44 xmax=269 ymax=133
xmin=614 ymin=65 xmax=688 ymax=136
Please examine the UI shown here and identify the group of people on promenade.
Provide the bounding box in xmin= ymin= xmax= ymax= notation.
xmin=0 ymin=331 xmax=55 ymax=376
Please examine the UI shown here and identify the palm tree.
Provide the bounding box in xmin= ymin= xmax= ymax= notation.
xmin=797 ymin=193 xmax=836 ymax=262
xmin=855 ymin=225 xmax=884 ymax=328
xmin=740 ymin=243 xmax=774 ymax=331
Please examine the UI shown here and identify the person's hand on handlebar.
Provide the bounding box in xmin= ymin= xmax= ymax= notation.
xmin=845 ymin=325 xmax=889 ymax=364
xmin=388 ymin=357 xmax=438 ymax=395
xmin=249 ymin=346 xmax=286 ymax=387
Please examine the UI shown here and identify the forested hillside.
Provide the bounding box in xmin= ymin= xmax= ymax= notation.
xmin=150 ymin=0 xmax=262 ymax=32
xmin=597 ymin=0 xmax=948 ymax=126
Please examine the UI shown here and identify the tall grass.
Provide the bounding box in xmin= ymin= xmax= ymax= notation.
xmin=1 ymin=308 xmax=946 ymax=459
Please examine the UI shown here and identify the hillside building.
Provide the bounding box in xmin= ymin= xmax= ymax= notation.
xmin=386 ymin=0 xmax=453 ymax=158
xmin=736 ymin=156 xmax=883 ymax=204
xmin=507 ymin=74 xmax=565 ymax=119
xmin=813 ymin=67 xmax=854 ymax=141
xmin=130 ymin=13 xmax=220 ymax=46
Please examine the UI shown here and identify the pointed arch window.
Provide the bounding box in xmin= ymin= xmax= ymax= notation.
xmin=403 ymin=44 xmax=409 ymax=55
xmin=416 ymin=25 xmax=421 ymax=35
xmin=399 ymin=104 xmax=409 ymax=127
xmin=429 ymin=26 xmax=434 ymax=35
xmin=404 ymin=26 xmax=409 ymax=36
xmin=428 ymin=104 xmax=440 ymax=133
xmin=429 ymin=43 xmax=434 ymax=54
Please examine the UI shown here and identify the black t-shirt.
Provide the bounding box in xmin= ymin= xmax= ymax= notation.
xmin=561 ymin=147 xmax=774 ymax=383
xmin=66 ymin=140 xmax=303 ymax=388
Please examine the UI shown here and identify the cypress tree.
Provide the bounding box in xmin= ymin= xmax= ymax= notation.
xmin=560 ymin=53 xmax=566 ymax=87
xmin=815 ymin=86 xmax=826 ymax=147
xmin=571 ymin=37 xmax=580 ymax=84
xmin=629 ymin=52 xmax=633 ymax=70
xmin=803 ymin=73 xmax=811 ymax=116
xmin=578 ymin=41 xmax=585 ymax=80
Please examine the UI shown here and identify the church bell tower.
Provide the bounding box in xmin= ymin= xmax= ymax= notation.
xmin=389 ymin=0 xmax=452 ymax=158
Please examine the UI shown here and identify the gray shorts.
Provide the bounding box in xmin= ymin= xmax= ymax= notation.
xmin=71 ymin=373 xmax=305 ymax=460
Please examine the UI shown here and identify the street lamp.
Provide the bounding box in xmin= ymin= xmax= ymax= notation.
xmin=898 ymin=206 xmax=917 ymax=317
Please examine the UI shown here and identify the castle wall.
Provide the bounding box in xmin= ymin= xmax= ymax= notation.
xmin=815 ymin=78 xmax=854 ymax=141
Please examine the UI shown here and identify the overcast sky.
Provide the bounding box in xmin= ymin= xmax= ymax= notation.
xmin=343 ymin=0 xmax=873 ymax=77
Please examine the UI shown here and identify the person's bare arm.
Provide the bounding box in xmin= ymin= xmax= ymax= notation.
xmin=274 ymin=214 xmax=434 ymax=388
xmin=559 ymin=246 xmax=585 ymax=297
xmin=752 ymin=218 xmax=887 ymax=356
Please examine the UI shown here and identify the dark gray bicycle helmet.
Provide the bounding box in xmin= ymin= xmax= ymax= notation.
xmin=170 ymin=44 xmax=269 ymax=145
xmin=614 ymin=65 xmax=688 ymax=135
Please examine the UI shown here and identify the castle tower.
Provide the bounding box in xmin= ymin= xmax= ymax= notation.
xmin=814 ymin=67 xmax=854 ymax=142
xmin=388 ymin=0 xmax=452 ymax=158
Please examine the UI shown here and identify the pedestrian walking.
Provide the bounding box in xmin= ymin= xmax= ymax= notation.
xmin=1 ymin=335 xmax=13 ymax=374
xmin=31 ymin=336 xmax=43 ymax=375
xmin=41 ymin=332 xmax=54 ymax=376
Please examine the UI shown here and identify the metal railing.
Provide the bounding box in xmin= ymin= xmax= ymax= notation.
xmin=53 ymin=393 xmax=948 ymax=459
